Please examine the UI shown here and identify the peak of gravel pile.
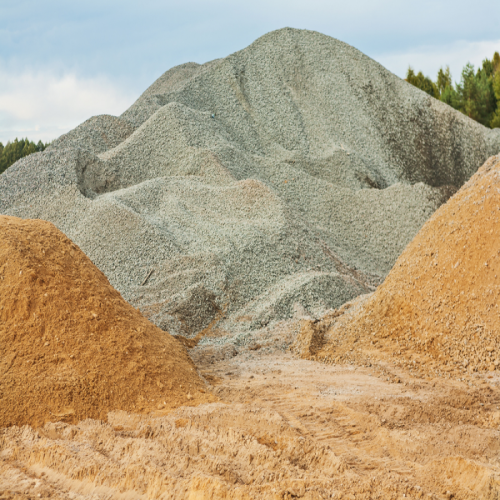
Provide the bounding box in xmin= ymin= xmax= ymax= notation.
xmin=0 ymin=216 xmax=212 ymax=428
xmin=297 ymin=154 xmax=500 ymax=377
xmin=1 ymin=28 xmax=500 ymax=337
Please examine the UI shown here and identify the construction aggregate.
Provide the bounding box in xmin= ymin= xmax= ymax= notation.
xmin=1 ymin=28 xmax=499 ymax=336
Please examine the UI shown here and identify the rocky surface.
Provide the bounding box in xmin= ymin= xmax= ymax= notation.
xmin=48 ymin=114 xmax=136 ymax=155
xmin=294 ymin=154 xmax=500 ymax=377
xmin=1 ymin=28 xmax=499 ymax=336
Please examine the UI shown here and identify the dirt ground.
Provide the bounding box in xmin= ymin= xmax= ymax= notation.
xmin=1 ymin=320 xmax=499 ymax=500
xmin=0 ymin=216 xmax=212 ymax=428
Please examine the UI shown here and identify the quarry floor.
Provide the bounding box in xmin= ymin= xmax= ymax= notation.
xmin=1 ymin=322 xmax=500 ymax=500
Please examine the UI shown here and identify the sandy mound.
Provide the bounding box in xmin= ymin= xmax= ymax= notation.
xmin=0 ymin=216 xmax=214 ymax=428
xmin=1 ymin=28 xmax=499 ymax=337
xmin=295 ymin=154 xmax=500 ymax=377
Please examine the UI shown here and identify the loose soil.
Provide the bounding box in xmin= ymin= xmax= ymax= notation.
xmin=2 ymin=153 xmax=500 ymax=498
xmin=0 ymin=216 xmax=214 ymax=428
xmin=294 ymin=154 xmax=500 ymax=379
xmin=1 ymin=331 xmax=499 ymax=499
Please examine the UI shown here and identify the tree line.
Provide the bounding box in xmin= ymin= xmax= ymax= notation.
xmin=406 ymin=51 xmax=500 ymax=128
xmin=0 ymin=138 xmax=50 ymax=175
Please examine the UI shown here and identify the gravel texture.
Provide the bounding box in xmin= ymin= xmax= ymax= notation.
xmin=1 ymin=28 xmax=499 ymax=336
xmin=48 ymin=114 xmax=136 ymax=155
xmin=299 ymin=153 xmax=500 ymax=376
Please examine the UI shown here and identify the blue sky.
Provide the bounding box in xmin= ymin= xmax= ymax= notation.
xmin=1 ymin=0 xmax=499 ymax=143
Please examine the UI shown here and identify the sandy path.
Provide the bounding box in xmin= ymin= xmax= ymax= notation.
xmin=1 ymin=335 xmax=499 ymax=499
xmin=202 ymin=349 xmax=500 ymax=477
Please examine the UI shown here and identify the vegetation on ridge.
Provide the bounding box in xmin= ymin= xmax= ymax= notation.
xmin=406 ymin=51 xmax=500 ymax=128
xmin=0 ymin=138 xmax=50 ymax=175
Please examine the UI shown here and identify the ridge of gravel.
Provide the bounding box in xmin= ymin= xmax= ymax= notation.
xmin=48 ymin=114 xmax=136 ymax=155
xmin=1 ymin=27 xmax=499 ymax=338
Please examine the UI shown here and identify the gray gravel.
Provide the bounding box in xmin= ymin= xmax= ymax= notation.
xmin=49 ymin=114 xmax=136 ymax=155
xmin=1 ymin=28 xmax=499 ymax=337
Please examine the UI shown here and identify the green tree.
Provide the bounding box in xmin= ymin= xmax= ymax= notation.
xmin=406 ymin=68 xmax=439 ymax=98
xmin=455 ymin=63 xmax=496 ymax=126
xmin=478 ymin=65 xmax=497 ymax=125
xmin=440 ymin=84 xmax=459 ymax=108
xmin=492 ymin=52 xmax=500 ymax=73
xmin=482 ymin=58 xmax=495 ymax=78
xmin=491 ymin=70 xmax=500 ymax=128
xmin=22 ymin=141 xmax=36 ymax=157
xmin=0 ymin=138 xmax=50 ymax=175
xmin=436 ymin=66 xmax=452 ymax=96
xmin=406 ymin=51 xmax=500 ymax=128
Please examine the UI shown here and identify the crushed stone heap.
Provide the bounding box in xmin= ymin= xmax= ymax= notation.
xmin=1 ymin=28 xmax=500 ymax=337
xmin=0 ymin=216 xmax=213 ymax=428
xmin=295 ymin=154 xmax=500 ymax=376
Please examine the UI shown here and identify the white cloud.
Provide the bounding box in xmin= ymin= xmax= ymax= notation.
xmin=0 ymin=68 xmax=136 ymax=144
xmin=376 ymin=39 xmax=500 ymax=82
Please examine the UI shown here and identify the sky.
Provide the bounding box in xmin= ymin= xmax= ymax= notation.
xmin=1 ymin=0 xmax=499 ymax=144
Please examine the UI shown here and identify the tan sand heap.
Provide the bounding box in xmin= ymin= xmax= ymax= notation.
xmin=295 ymin=154 xmax=500 ymax=377
xmin=0 ymin=216 xmax=213 ymax=428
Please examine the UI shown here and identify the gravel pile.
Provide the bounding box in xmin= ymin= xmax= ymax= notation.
xmin=49 ymin=114 xmax=136 ymax=155
xmin=1 ymin=28 xmax=499 ymax=336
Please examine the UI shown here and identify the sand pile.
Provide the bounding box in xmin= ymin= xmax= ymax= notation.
xmin=1 ymin=28 xmax=500 ymax=337
xmin=296 ymin=154 xmax=500 ymax=377
xmin=0 ymin=216 xmax=213 ymax=428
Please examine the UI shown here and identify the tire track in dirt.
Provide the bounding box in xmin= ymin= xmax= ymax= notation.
xmin=199 ymin=347 xmax=500 ymax=498
xmin=1 ymin=347 xmax=499 ymax=499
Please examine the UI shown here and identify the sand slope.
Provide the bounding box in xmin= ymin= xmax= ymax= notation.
xmin=0 ymin=216 xmax=213 ymax=428
xmin=1 ymin=347 xmax=499 ymax=499
xmin=296 ymin=154 xmax=500 ymax=376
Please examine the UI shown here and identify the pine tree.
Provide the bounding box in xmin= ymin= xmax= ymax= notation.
xmin=406 ymin=67 xmax=439 ymax=98
xmin=436 ymin=66 xmax=452 ymax=96
xmin=440 ymin=84 xmax=459 ymax=107
xmin=491 ymin=70 xmax=500 ymax=128
xmin=0 ymin=138 xmax=50 ymax=175
xmin=493 ymin=52 xmax=500 ymax=73
xmin=21 ymin=141 xmax=36 ymax=158
xmin=455 ymin=63 xmax=496 ymax=126
xmin=406 ymin=51 xmax=500 ymax=128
